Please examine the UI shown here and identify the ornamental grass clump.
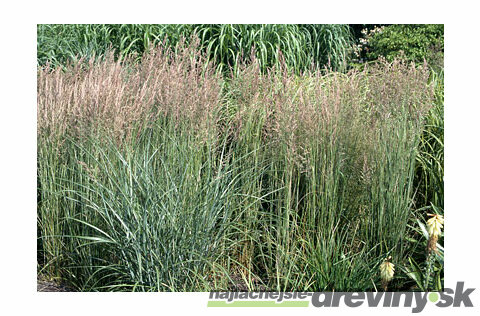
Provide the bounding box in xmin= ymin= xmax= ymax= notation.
xmin=37 ymin=39 xmax=229 ymax=290
xmin=225 ymin=56 xmax=434 ymax=291
xmin=37 ymin=37 xmax=437 ymax=291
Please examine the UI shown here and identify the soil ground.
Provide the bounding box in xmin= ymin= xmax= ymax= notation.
xmin=37 ymin=275 xmax=75 ymax=292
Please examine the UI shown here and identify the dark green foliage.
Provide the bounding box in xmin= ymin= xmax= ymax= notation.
xmin=414 ymin=70 xmax=444 ymax=210
xmin=37 ymin=24 xmax=194 ymax=66
xmin=37 ymin=24 xmax=355 ymax=73
xmin=364 ymin=24 xmax=444 ymax=68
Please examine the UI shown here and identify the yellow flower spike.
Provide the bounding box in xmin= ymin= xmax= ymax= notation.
xmin=426 ymin=213 xmax=444 ymax=254
xmin=426 ymin=213 xmax=444 ymax=238
xmin=380 ymin=256 xmax=395 ymax=283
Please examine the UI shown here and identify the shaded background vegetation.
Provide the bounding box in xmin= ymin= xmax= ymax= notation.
xmin=38 ymin=24 xmax=356 ymax=73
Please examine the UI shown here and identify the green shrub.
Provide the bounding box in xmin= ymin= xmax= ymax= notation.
xmin=361 ymin=25 xmax=443 ymax=69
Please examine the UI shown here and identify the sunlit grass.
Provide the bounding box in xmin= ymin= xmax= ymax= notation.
xmin=37 ymin=39 xmax=439 ymax=292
